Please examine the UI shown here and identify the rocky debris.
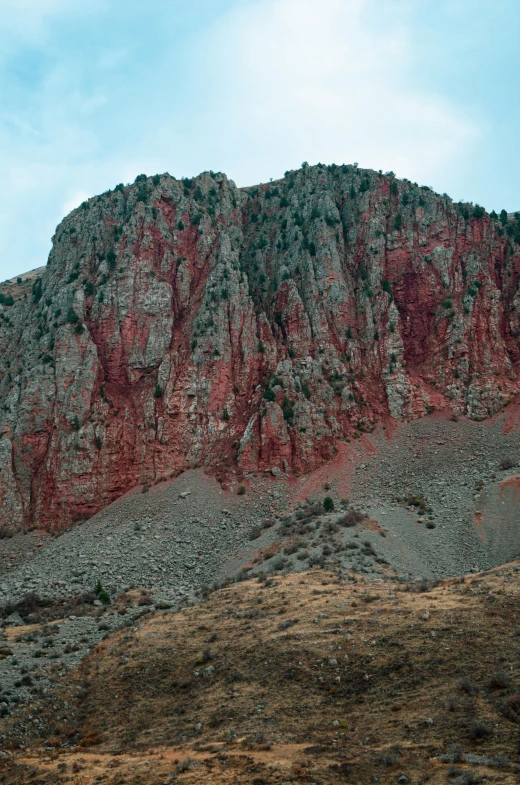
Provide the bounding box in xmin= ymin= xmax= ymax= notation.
xmin=1 ymin=166 xmax=520 ymax=531
xmin=2 ymin=411 xmax=520 ymax=706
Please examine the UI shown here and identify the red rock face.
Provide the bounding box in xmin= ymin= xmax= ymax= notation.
xmin=1 ymin=166 xmax=519 ymax=530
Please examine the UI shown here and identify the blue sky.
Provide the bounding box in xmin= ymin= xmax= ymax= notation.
xmin=0 ymin=0 xmax=519 ymax=280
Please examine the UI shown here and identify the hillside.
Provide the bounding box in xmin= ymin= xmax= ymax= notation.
xmin=1 ymin=166 xmax=520 ymax=530
xmin=0 ymin=267 xmax=45 ymax=308
xmin=2 ymin=566 xmax=520 ymax=784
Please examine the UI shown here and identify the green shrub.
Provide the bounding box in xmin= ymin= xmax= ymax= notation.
xmin=282 ymin=397 xmax=295 ymax=425
xmin=237 ymin=485 xmax=246 ymax=496
xmin=32 ymin=278 xmax=43 ymax=303
xmin=95 ymin=579 xmax=110 ymax=605
xmin=393 ymin=214 xmax=403 ymax=231
xmin=323 ymin=496 xmax=334 ymax=512
xmin=263 ymin=387 xmax=275 ymax=402
xmin=66 ymin=309 xmax=79 ymax=325
xmin=154 ymin=383 xmax=163 ymax=399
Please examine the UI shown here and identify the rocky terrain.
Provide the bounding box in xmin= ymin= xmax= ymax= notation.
xmin=2 ymin=566 xmax=520 ymax=784
xmin=0 ymin=268 xmax=45 ymax=311
xmin=1 ymin=408 xmax=519 ymax=728
xmin=1 ymin=164 xmax=520 ymax=783
xmin=1 ymin=165 xmax=520 ymax=530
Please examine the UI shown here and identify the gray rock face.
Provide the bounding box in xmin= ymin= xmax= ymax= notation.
xmin=0 ymin=166 xmax=519 ymax=530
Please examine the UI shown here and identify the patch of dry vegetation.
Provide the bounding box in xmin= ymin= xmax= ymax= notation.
xmin=2 ymin=565 xmax=520 ymax=784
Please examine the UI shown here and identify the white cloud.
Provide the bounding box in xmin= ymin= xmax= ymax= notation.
xmin=200 ymin=0 xmax=480 ymax=185
xmin=62 ymin=189 xmax=90 ymax=215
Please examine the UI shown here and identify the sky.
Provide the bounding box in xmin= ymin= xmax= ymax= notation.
xmin=0 ymin=0 xmax=519 ymax=280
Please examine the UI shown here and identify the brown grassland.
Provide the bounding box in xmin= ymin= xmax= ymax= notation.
xmin=2 ymin=565 xmax=520 ymax=784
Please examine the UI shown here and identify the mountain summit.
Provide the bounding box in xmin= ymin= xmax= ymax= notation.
xmin=1 ymin=165 xmax=520 ymax=529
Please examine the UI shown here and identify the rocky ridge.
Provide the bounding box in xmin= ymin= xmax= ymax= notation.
xmin=1 ymin=166 xmax=520 ymax=530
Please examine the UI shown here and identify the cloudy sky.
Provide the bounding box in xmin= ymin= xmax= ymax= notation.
xmin=1 ymin=0 xmax=519 ymax=279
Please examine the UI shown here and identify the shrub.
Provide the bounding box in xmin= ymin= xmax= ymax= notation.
xmin=95 ymin=580 xmax=110 ymax=605
xmin=66 ymin=308 xmax=79 ymax=325
xmin=154 ymin=383 xmax=163 ymax=398
xmin=500 ymin=694 xmax=520 ymax=723
xmin=468 ymin=720 xmax=492 ymax=740
xmin=393 ymin=214 xmax=403 ymax=231
xmin=338 ymin=509 xmax=366 ymax=527
xmin=486 ymin=671 xmax=512 ymax=690
xmin=458 ymin=676 xmax=478 ymax=695
xmin=282 ymin=397 xmax=295 ymax=425
xmin=237 ymin=485 xmax=246 ymax=495
xmin=107 ymin=250 xmax=116 ymax=270
xmin=378 ymin=744 xmax=400 ymax=766
xmin=323 ymin=496 xmax=334 ymax=512
xmin=79 ymin=733 xmax=103 ymax=747
xmin=263 ymin=387 xmax=275 ymax=402
xmin=32 ymin=278 xmax=42 ymax=303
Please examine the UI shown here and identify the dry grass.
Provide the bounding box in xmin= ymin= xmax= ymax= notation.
xmin=2 ymin=565 xmax=520 ymax=784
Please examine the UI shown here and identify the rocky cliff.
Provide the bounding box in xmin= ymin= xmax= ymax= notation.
xmin=1 ymin=165 xmax=520 ymax=530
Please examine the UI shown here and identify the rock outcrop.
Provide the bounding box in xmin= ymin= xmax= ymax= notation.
xmin=1 ymin=165 xmax=520 ymax=529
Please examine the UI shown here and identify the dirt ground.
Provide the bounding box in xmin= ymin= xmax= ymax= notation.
xmin=2 ymin=564 xmax=520 ymax=784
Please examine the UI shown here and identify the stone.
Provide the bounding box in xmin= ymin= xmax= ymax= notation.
xmin=1 ymin=165 xmax=519 ymax=530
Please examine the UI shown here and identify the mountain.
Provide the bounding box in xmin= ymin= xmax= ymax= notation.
xmin=1 ymin=165 xmax=520 ymax=530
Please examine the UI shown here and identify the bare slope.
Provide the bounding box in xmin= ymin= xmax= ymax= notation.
xmin=2 ymin=566 xmax=520 ymax=784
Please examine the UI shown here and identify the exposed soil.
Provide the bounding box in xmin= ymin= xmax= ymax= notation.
xmin=2 ymin=565 xmax=520 ymax=783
